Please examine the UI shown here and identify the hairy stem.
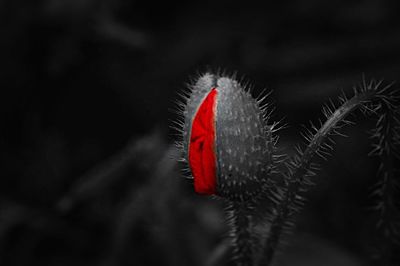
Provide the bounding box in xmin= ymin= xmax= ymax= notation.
xmin=370 ymin=98 xmax=400 ymax=264
xmin=261 ymin=85 xmax=385 ymax=265
xmin=228 ymin=201 xmax=255 ymax=266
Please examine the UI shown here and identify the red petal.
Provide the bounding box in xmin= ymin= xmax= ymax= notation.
xmin=189 ymin=88 xmax=218 ymax=195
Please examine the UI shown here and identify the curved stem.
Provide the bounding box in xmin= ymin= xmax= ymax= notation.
xmin=261 ymin=88 xmax=379 ymax=265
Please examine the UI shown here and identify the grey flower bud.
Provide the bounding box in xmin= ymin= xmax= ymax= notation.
xmin=182 ymin=73 xmax=272 ymax=201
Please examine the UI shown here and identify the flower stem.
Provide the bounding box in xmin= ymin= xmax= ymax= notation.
xmin=228 ymin=201 xmax=255 ymax=266
xmin=261 ymin=86 xmax=379 ymax=265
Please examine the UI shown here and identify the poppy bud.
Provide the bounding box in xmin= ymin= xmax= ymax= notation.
xmin=181 ymin=73 xmax=272 ymax=201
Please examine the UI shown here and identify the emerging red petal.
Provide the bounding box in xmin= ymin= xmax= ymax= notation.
xmin=189 ymin=88 xmax=218 ymax=195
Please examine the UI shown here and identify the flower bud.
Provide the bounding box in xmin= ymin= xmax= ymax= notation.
xmin=181 ymin=73 xmax=272 ymax=201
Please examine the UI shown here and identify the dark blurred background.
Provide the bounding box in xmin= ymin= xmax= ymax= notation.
xmin=1 ymin=0 xmax=400 ymax=265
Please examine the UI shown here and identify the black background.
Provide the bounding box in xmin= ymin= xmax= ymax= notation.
xmin=1 ymin=1 xmax=400 ymax=265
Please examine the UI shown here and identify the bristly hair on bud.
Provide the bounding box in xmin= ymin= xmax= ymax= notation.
xmin=174 ymin=72 xmax=276 ymax=202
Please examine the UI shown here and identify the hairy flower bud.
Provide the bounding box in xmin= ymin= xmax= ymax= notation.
xmin=181 ymin=73 xmax=272 ymax=201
